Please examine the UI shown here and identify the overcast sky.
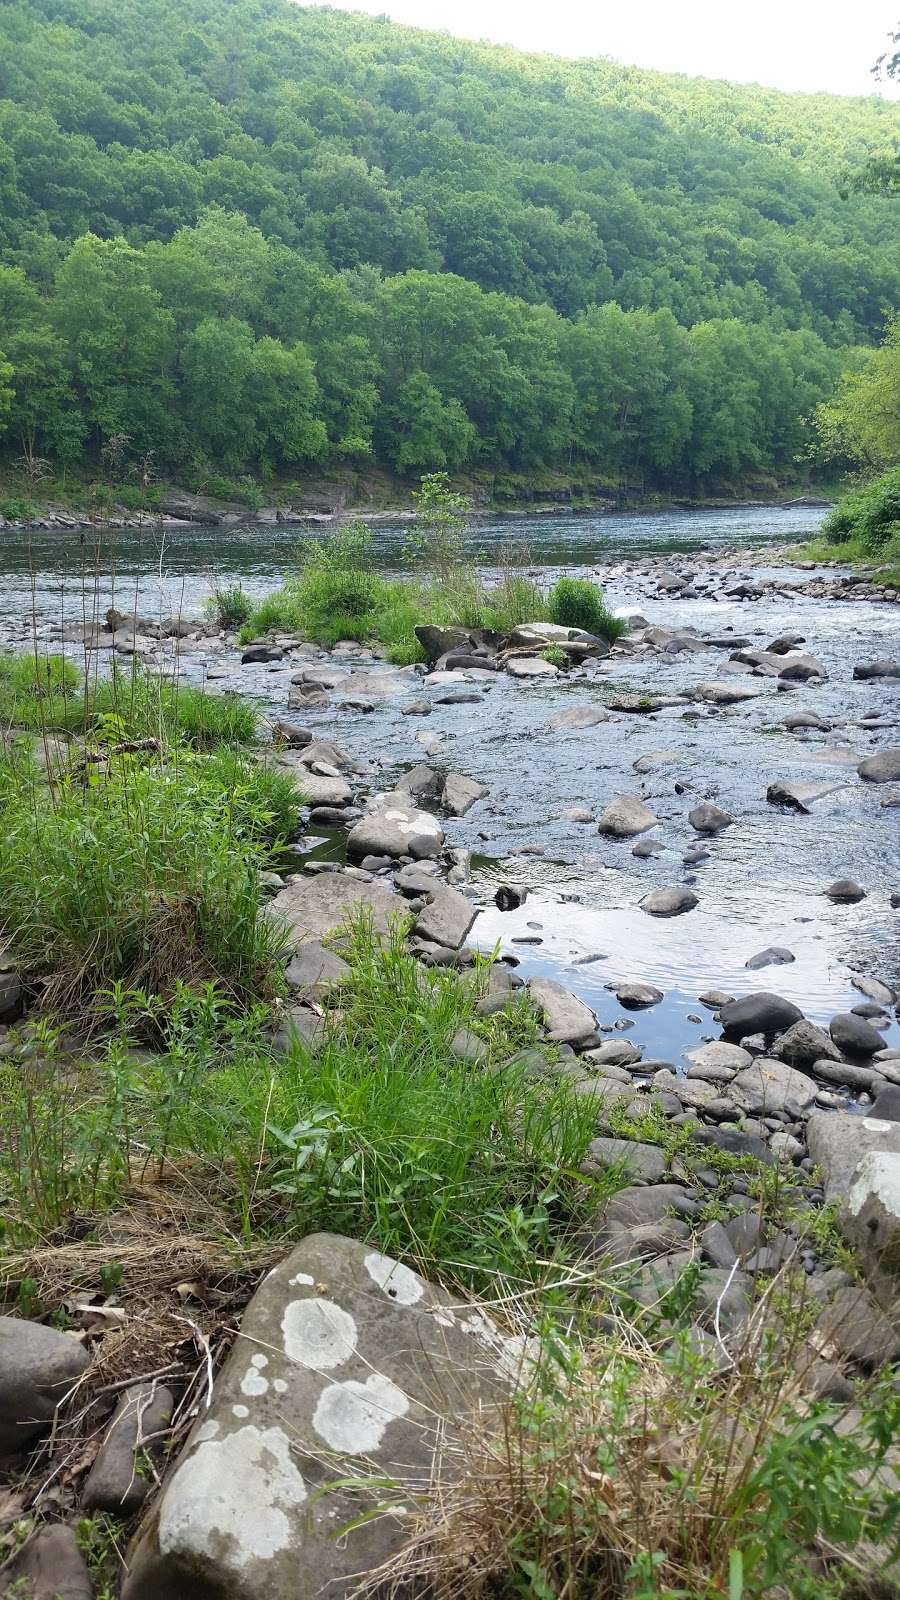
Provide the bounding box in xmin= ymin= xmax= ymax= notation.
xmin=314 ymin=0 xmax=900 ymax=98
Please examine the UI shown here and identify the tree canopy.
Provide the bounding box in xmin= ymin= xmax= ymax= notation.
xmin=0 ymin=0 xmax=898 ymax=488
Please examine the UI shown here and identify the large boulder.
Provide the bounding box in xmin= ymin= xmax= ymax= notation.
xmin=413 ymin=886 xmax=477 ymax=950
xmin=777 ymin=654 xmax=827 ymax=682
xmin=858 ymin=748 xmax=900 ymax=784
xmin=598 ymin=794 xmax=658 ymax=838
xmin=841 ymin=1153 xmax=900 ymax=1295
xmin=442 ymin=773 xmax=488 ymax=817
xmin=346 ymin=797 xmax=444 ymax=862
xmin=415 ymin=624 xmax=481 ymax=665
xmin=807 ymin=1111 xmax=900 ymax=1202
xmin=719 ymin=992 xmax=803 ymax=1041
xmin=123 ymin=1235 xmax=521 ymax=1600
xmin=0 ymin=1525 xmax=92 ymax=1599
xmin=528 ymin=977 xmax=597 ymax=1046
xmin=687 ymin=802 xmax=732 ymax=834
xmin=268 ymin=873 xmax=400 ymax=949
xmin=0 ymin=1318 xmax=89 ymax=1455
xmin=830 ymin=1012 xmax=884 ymax=1057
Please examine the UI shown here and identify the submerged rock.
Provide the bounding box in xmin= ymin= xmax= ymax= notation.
xmin=687 ymin=801 xmax=732 ymax=833
xmin=766 ymin=778 xmax=842 ymax=812
xmin=824 ymin=879 xmax=866 ymax=903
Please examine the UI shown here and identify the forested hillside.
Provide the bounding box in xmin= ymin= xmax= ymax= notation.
xmin=1 ymin=0 xmax=899 ymax=492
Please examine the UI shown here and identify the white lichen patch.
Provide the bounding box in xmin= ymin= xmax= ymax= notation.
xmin=364 ymin=1251 xmax=425 ymax=1306
xmin=861 ymin=1119 xmax=893 ymax=1134
xmin=273 ymin=1378 xmax=288 ymax=1394
xmin=241 ymin=1356 xmax=270 ymax=1398
xmin=288 ymin=1272 xmax=315 ymax=1288
xmin=159 ymin=1425 xmax=307 ymax=1570
xmin=232 ymin=1404 xmax=250 ymax=1419
xmin=496 ymin=1332 xmax=540 ymax=1382
xmin=847 ymin=1151 xmax=900 ymax=1215
xmin=312 ymin=1374 xmax=409 ymax=1455
xmin=282 ymin=1297 xmax=358 ymax=1370
xmin=195 ymin=1420 xmax=220 ymax=1443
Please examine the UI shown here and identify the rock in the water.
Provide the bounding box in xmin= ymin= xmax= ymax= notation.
xmin=0 ymin=1318 xmax=89 ymax=1455
xmin=347 ymin=797 xmax=444 ymax=862
xmin=807 ymin=1111 xmax=900 ymax=1202
xmin=778 ymin=653 xmax=826 ymax=682
xmin=415 ymin=624 xmax=480 ymax=664
xmin=548 ymin=705 xmax=609 ymax=730
xmin=82 ymin=1383 xmax=174 ymax=1516
xmin=268 ymin=873 xmax=400 ymax=948
xmin=824 ymin=879 xmax=866 ymax=903
xmin=442 ymin=773 xmax=488 ymax=817
xmin=829 ymin=1012 xmax=884 ymax=1057
xmin=597 ymin=794 xmax=658 ymax=838
xmin=612 ymin=981 xmax=663 ymax=1009
xmin=719 ymin=992 xmax=803 ymax=1040
xmin=241 ymin=644 xmax=284 ymax=663
xmin=123 ymin=1235 xmax=519 ymax=1600
xmin=273 ymin=720 xmax=312 ymax=747
xmin=852 ymin=975 xmax=897 ymax=1006
xmin=783 ymin=710 xmax=830 ymax=731
xmin=745 ymin=946 xmax=795 ymax=970
xmin=687 ymin=802 xmax=732 ymax=833
xmin=766 ymin=779 xmax=842 ymax=812
xmin=0 ymin=1525 xmax=92 ymax=1599
xmin=730 ymin=1058 xmax=817 ymax=1117
xmin=529 ymin=977 xmax=597 ymax=1046
xmin=414 ymin=886 xmax=476 ymax=950
xmin=506 ymin=655 xmax=559 ymax=679
xmin=853 ymin=659 xmax=900 ymax=679
xmin=639 ymin=886 xmax=698 ymax=917
xmin=772 ymin=1019 xmax=840 ymax=1066
xmin=858 ymin=748 xmax=900 ymax=784
xmin=695 ymin=680 xmax=760 ymax=705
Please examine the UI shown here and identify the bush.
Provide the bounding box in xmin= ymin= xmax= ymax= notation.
xmin=547 ymin=577 xmax=628 ymax=641
xmin=0 ymin=747 xmax=293 ymax=1017
xmin=821 ymin=467 xmax=900 ymax=552
xmin=0 ymin=496 xmax=38 ymax=521
xmin=205 ymin=584 xmax=254 ymax=629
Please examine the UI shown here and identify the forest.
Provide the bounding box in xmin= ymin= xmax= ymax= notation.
xmin=0 ymin=0 xmax=899 ymax=492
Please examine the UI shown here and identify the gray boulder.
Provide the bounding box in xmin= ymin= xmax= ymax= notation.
xmin=415 ymin=624 xmax=480 ymax=664
xmin=639 ymin=887 xmax=698 ymax=917
xmin=719 ymin=992 xmax=803 ymax=1040
xmin=284 ymin=942 xmax=349 ymax=1002
xmin=766 ymin=778 xmax=842 ymax=812
xmin=730 ymin=1058 xmax=818 ymax=1117
xmin=695 ymin=681 xmax=760 ymax=705
xmin=807 ymin=1111 xmax=900 ymax=1202
xmin=82 ymin=1382 xmax=174 ymax=1516
xmin=580 ymin=1138 xmax=667 ymax=1185
xmin=772 ymin=1019 xmax=840 ymax=1066
xmin=268 ymin=873 xmax=400 ymax=949
xmin=745 ymin=946 xmax=795 ymax=970
xmin=824 ymin=879 xmax=866 ymax=903
xmin=858 ymin=748 xmax=900 ymax=783
xmin=123 ymin=1235 xmax=520 ymax=1600
xmin=414 ymin=886 xmax=476 ymax=950
xmin=841 ymin=1152 xmax=900 ymax=1292
xmin=597 ymin=794 xmax=658 ymax=838
xmin=442 ymin=773 xmax=488 ymax=816
xmin=0 ymin=1526 xmax=92 ymax=1599
xmin=778 ymin=653 xmax=826 ymax=681
xmin=347 ymin=797 xmax=444 ymax=862
xmin=612 ymin=981 xmax=663 ymax=1009
xmin=528 ymin=978 xmax=597 ymax=1046
xmin=687 ymin=802 xmax=732 ymax=833
xmin=0 ymin=1318 xmax=89 ymax=1455
xmin=830 ymin=1012 xmax=884 ymax=1057
xmin=853 ymin=659 xmax=900 ymax=679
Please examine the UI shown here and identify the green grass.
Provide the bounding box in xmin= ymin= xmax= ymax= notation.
xmin=0 ymin=740 xmax=297 ymax=1018
xmin=0 ymin=654 xmax=259 ymax=746
xmin=204 ymin=584 xmax=254 ymax=629
xmin=546 ymin=576 xmax=629 ymax=641
xmin=790 ymin=533 xmax=900 ymax=588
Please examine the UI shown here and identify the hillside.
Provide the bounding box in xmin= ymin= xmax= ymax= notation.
xmin=0 ymin=0 xmax=899 ymax=492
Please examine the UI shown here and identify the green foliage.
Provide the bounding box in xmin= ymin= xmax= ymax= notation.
xmin=546 ymin=577 xmax=628 ymax=641
xmin=821 ymin=467 xmax=900 ymax=552
xmin=0 ymin=744 xmax=293 ymax=1016
xmin=0 ymin=1 xmax=894 ymax=487
xmin=205 ymin=584 xmax=254 ymax=629
xmin=540 ymin=646 xmax=568 ymax=669
xmin=810 ymin=319 xmax=900 ymax=474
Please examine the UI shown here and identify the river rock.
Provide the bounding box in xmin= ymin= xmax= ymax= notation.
xmin=783 ymin=710 xmax=831 ymax=730
xmin=719 ymin=992 xmax=803 ymax=1040
xmin=242 ymin=644 xmax=284 ymax=663
xmin=745 ymin=946 xmax=795 ymax=970
xmin=807 ymin=1111 xmax=900 ymax=1202
xmin=841 ymin=1152 xmax=900 ymax=1289
xmin=284 ymin=941 xmax=350 ymax=1002
xmin=548 ymin=705 xmax=609 ymax=730
xmin=415 ymin=624 xmax=479 ymax=664
xmin=294 ymin=772 xmax=354 ymax=808
xmin=273 ymin=720 xmax=312 ymax=747
xmin=768 ymin=632 xmax=806 ymax=654
xmin=0 ymin=1318 xmax=89 ymax=1455
xmin=597 ymin=794 xmax=658 ymax=838
xmin=778 ymin=654 xmax=826 ymax=681
xmin=268 ymin=873 xmax=400 ymax=948
xmin=872 ymin=1086 xmax=900 ymax=1121
xmin=123 ymin=1234 xmax=520 ymax=1600
xmin=853 ymin=659 xmax=900 ymax=679
xmin=730 ymin=1058 xmax=817 ymax=1117
xmin=639 ymin=886 xmax=698 ymax=916
xmin=852 ymin=975 xmax=897 ymax=1006
xmin=632 ymin=749 xmax=682 ymax=773
xmin=829 ymin=1012 xmax=884 ymax=1057
xmin=858 ymin=748 xmax=900 ymax=783
xmin=824 ymin=879 xmax=866 ymax=903
xmin=684 ymin=1041 xmax=752 ymax=1077
xmin=511 ymin=622 xmax=608 ymax=655
xmin=695 ymin=680 xmax=761 ymax=705
xmin=82 ymin=1382 xmax=175 ymax=1516
xmin=0 ymin=1525 xmax=92 ymax=1599
xmin=506 ymin=655 xmax=559 ymax=678
xmin=687 ymin=802 xmax=732 ymax=833
xmin=632 ymin=837 xmax=663 ymax=857
xmin=584 ymin=1039 xmax=643 ymax=1067
xmin=817 ymin=1285 xmax=900 ymax=1368
xmin=580 ymin=1138 xmax=667 ymax=1184
xmin=347 ymin=798 xmax=444 ymax=862
xmin=766 ymin=778 xmax=842 ymax=812
xmin=396 ymin=762 xmax=441 ymax=801
xmin=612 ymin=981 xmax=663 ymax=1009
xmin=442 ymin=773 xmax=488 ymax=816
xmin=414 ymin=886 xmax=476 ymax=950
xmin=772 ymin=1019 xmax=841 ymax=1066
xmin=529 ymin=977 xmax=597 ymax=1045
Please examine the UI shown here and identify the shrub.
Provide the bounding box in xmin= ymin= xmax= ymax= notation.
xmin=821 ymin=467 xmax=900 ymax=552
xmin=0 ymin=496 xmax=38 ymax=521
xmin=547 ymin=577 xmax=628 ymax=642
xmin=0 ymin=750 xmax=292 ymax=1017
xmin=540 ymin=645 xmax=568 ymax=668
xmin=205 ymin=584 xmax=254 ymax=629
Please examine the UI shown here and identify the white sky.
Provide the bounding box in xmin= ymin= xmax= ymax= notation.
xmin=314 ymin=0 xmax=900 ymax=98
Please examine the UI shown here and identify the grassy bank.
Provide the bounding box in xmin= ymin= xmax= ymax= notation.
xmin=791 ymin=469 xmax=900 ymax=586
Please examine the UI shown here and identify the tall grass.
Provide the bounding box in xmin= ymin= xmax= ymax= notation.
xmin=547 ymin=576 xmax=628 ymax=641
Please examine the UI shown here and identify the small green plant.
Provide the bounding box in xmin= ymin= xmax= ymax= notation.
xmin=205 ymin=584 xmax=254 ymax=629
xmin=540 ymin=645 xmax=568 ymax=668
xmin=407 ymin=472 xmax=472 ymax=583
xmin=546 ymin=577 xmax=628 ymax=642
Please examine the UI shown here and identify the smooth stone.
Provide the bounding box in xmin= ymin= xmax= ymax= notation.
xmin=719 ymin=992 xmax=803 ymax=1040
xmin=0 ymin=1526 xmax=92 ymax=1599
xmin=597 ymin=794 xmax=658 ymax=838
xmin=632 ymin=837 xmax=663 ymax=858
xmin=858 ymin=748 xmax=900 ymax=783
xmin=745 ymin=946 xmax=795 ymax=970
xmin=824 ymin=879 xmax=866 ymax=903
xmin=347 ymin=798 xmax=444 ymax=862
xmin=82 ymin=1383 xmax=175 ymax=1516
xmin=611 ymin=981 xmax=663 ymax=1009
xmin=852 ymin=975 xmax=897 ymax=1006
xmin=687 ymin=802 xmax=732 ymax=833
xmin=777 ymin=653 xmax=826 ymax=681
xmin=853 ymin=659 xmax=900 ymax=679
xmin=632 ymin=749 xmax=682 ymax=773
xmin=684 ymin=1041 xmax=752 ymax=1075
xmin=506 ymin=655 xmax=559 ymax=678
xmin=766 ymin=778 xmax=842 ymax=812
xmin=783 ymin=710 xmax=830 ymax=731
xmin=583 ymin=1039 xmax=643 ymax=1067
xmin=0 ymin=1318 xmax=89 ymax=1455
xmin=528 ymin=978 xmax=597 ymax=1046
xmin=639 ymin=886 xmax=698 ymax=917
xmin=548 ymin=705 xmax=609 ymax=730
xmin=414 ymin=887 xmax=476 ymax=951
xmin=829 ymin=1012 xmax=884 ymax=1057
xmin=695 ymin=680 xmax=760 ymax=705
xmin=580 ymin=1138 xmax=667 ymax=1185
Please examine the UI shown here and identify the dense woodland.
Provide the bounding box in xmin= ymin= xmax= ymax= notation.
xmin=0 ymin=0 xmax=899 ymax=492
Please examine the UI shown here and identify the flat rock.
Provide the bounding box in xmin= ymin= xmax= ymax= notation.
xmin=268 ymin=874 xmax=400 ymax=948
xmin=0 ymin=1318 xmax=89 ymax=1455
xmin=506 ymin=655 xmax=559 ymax=679
xmin=442 ymin=773 xmax=488 ymax=816
xmin=858 ymin=748 xmax=900 ymax=783
xmin=639 ymin=886 xmax=698 ymax=917
xmin=652 ymin=1068 xmax=721 ymax=1110
xmin=807 ymin=1111 xmax=900 ymax=1202
xmin=612 ymin=981 xmax=663 ymax=1009
xmin=347 ymin=798 xmax=444 ymax=862
xmin=414 ymin=887 xmax=476 ymax=950
xmin=529 ymin=977 xmax=597 ymax=1046
xmin=695 ymin=680 xmax=761 ymax=705
xmin=294 ymin=772 xmax=353 ymax=808
xmin=632 ymin=749 xmax=682 ymax=773
xmin=766 ymin=778 xmax=842 ymax=812
xmin=778 ymin=653 xmax=826 ymax=681
xmin=684 ymin=1041 xmax=752 ymax=1077
xmin=852 ymin=975 xmax=897 ymax=1006
xmin=597 ymin=794 xmax=658 ymax=838
xmin=688 ymin=802 xmax=732 ymax=833
xmin=730 ymin=1058 xmax=817 ymax=1117
xmin=123 ymin=1234 xmax=518 ymax=1600
xmin=284 ymin=941 xmax=350 ymax=1002
xmin=719 ymin=992 xmax=803 ymax=1040
xmin=580 ymin=1138 xmax=668 ymax=1185
xmin=548 ymin=705 xmax=609 ymax=730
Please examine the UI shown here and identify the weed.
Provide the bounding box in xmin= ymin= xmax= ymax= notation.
xmin=540 ymin=646 xmax=568 ymax=669
xmin=205 ymin=584 xmax=254 ymax=629
xmin=546 ymin=577 xmax=628 ymax=642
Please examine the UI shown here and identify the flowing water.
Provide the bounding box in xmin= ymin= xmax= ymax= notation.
xmin=3 ymin=504 xmax=898 ymax=1069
